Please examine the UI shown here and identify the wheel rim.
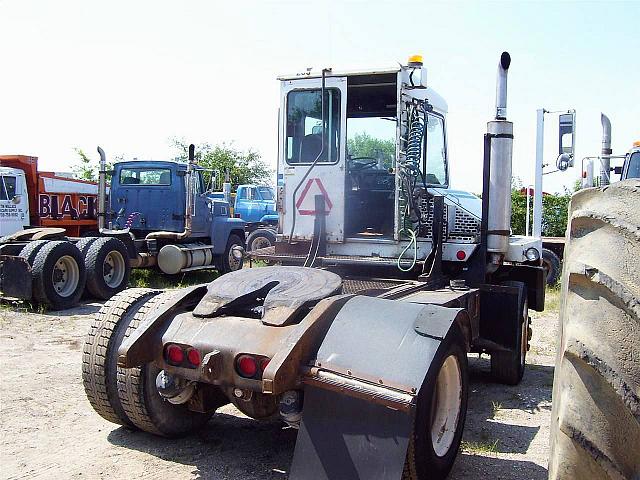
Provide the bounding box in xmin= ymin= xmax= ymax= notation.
xmin=51 ymin=255 xmax=80 ymax=297
xmin=250 ymin=236 xmax=272 ymax=251
xmin=228 ymin=244 xmax=242 ymax=271
xmin=103 ymin=250 xmax=126 ymax=288
xmin=430 ymin=354 xmax=462 ymax=457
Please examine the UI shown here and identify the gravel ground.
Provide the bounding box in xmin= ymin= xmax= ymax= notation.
xmin=0 ymin=298 xmax=558 ymax=480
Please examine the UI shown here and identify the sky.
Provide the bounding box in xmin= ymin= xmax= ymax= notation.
xmin=1 ymin=0 xmax=638 ymax=194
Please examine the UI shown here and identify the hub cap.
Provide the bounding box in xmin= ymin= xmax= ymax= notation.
xmin=52 ymin=255 xmax=80 ymax=297
xmin=430 ymin=354 xmax=462 ymax=457
xmin=250 ymin=236 xmax=272 ymax=251
xmin=103 ymin=250 xmax=126 ymax=288
xmin=227 ymin=245 xmax=242 ymax=271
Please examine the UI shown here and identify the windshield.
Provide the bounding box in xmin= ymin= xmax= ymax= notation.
xmin=626 ymin=152 xmax=640 ymax=179
xmin=257 ymin=186 xmax=274 ymax=200
xmin=347 ymin=117 xmax=395 ymax=170
xmin=0 ymin=176 xmax=17 ymax=201
xmin=424 ymin=114 xmax=447 ymax=185
xmin=119 ymin=168 xmax=171 ymax=186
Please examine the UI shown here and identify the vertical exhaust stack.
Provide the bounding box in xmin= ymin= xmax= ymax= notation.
xmin=600 ymin=113 xmax=612 ymax=185
xmin=97 ymin=146 xmax=107 ymax=232
xmin=486 ymin=52 xmax=514 ymax=262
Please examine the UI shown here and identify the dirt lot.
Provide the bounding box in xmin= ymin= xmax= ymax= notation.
xmin=0 ymin=295 xmax=558 ymax=480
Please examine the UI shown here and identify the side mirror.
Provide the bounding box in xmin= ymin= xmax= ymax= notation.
xmin=558 ymin=112 xmax=576 ymax=156
xmin=614 ymin=166 xmax=623 ymax=175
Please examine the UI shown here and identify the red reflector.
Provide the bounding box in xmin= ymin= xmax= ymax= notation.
xmin=260 ymin=358 xmax=270 ymax=371
xmin=166 ymin=344 xmax=184 ymax=364
xmin=236 ymin=355 xmax=258 ymax=378
xmin=187 ymin=348 xmax=201 ymax=366
xmin=456 ymin=250 xmax=466 ymax=260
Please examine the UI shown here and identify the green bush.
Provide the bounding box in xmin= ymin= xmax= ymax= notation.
xmin=511 ymin=187 xmax=572 ymax=237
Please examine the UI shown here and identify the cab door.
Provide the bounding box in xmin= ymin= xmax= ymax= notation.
xmin=279 ymin=76 xmax=347 ymax=242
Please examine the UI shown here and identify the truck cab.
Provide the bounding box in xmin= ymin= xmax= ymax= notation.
xmin=274 ymin=60 xmax=540 ymax=268
xmin=234 ymin=185 xmax=277 ymax=225
xmin=0 ymin=166 xmax=29 ymax=236
xmin=621 ymin=142 xmax=640 ymax=180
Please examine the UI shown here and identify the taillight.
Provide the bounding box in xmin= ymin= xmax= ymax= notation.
xmin=236 ymin=355 xmax=258 ymax=378
xmin=166 ymin=344 xmax=184 ymax=365
xmin=235 ymin=354 xmax=271 ymax=379
xmin=456 ymin=250 xmax=466 ymax=260
xmin=187 ymin=348 xmax=201 ymax=367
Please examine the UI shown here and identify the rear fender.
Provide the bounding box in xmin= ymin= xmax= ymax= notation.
xmin=117 ymin=284 xmax=208 ymax=367
xmin=304 ymin=295 xmax=467 ymax=402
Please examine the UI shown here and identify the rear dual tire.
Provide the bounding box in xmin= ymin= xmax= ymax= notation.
xmin=20 ymin=240 xmax=86 ymax=310
xmin=82 ymin=289 xmax=211 ymax=436
xmin=77 ymin=237 xmax=130 ymax=300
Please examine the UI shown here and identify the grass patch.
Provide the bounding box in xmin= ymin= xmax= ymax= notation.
xmin=490 ymin=401 xmax=502 ymax=419
xmin=128 ymin=269 xmax=219 ymax=290
xmin=461 ymin=439 xmax=500 ymax=455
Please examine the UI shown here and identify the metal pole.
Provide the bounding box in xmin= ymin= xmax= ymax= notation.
xmin=533 ymin=109 xmax=545 ymax=238
xmin=525 ymin=185 xmax=531 ymax=236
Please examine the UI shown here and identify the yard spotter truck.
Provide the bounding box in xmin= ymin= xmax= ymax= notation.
xmin=0 ymin=151 xmax=245 ymax=310
xmin=82 ymin=52 xmax=545 ymax=479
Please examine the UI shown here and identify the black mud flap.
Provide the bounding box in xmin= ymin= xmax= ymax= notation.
xmin=290 ymin=387 xmax=411 ymax=480
xmin=289 ymin=296 xmax=466 ymax=480
xmin=0 ymin=255 xmax=32 ymax=300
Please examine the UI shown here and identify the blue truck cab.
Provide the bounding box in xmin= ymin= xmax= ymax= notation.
xmin=108 ymin=160 xmax=246 ymax=274
xmin=233 ymin=185 xmax=278 ymax=225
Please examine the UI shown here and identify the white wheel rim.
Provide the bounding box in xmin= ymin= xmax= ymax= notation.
xmin=228 ymin=245 xmax=242 ymax=271
xmin=103 ymin=250 xmax=126 ymax=288
xmin=251 ymin=236 xmax=271 ymax=251
xmin=430 ymin=354 xmax=462 ymax=457
xmin=52 ymin=255 xmax=80 ymax=297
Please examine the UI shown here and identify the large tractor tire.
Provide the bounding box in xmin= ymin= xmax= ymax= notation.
xmin=214 ymin=234 xmax=244 ymax=274
xmin=403 ymin=327 xmax=469 ymax=480
xmin=82 ymin=288 xmax=160 ymax=426
xmin=246 ymin=228 xmax=277 ymax=251
xmin=84 ymin=237 xmax=131 ymax=300
xmin=30 ymin=240 xmax=87 ymax=310
xmin=490 ymin=281 xmax=530 ymax=385
xmin=549 ymin=180 xmax=640 ymax=480
xmin=117 ymin=291 xmax=212 ymax=437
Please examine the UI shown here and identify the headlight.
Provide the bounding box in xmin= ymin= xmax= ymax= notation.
xmin=525 ymin=247 xmax=540 ymax=262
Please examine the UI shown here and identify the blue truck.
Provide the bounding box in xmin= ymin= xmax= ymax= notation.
xmin=0 ymin=145 xmax=246 ymax=309
xmin=209 ymin=184 xmax=278 ymax=251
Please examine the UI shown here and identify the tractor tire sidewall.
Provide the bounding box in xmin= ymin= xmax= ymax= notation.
xmin=31 ymin=241 xmax=86 ymax=310
xmin=490 ymin=281 xmax=528 ymax=386
xmin=542 ymin=248 xmax=561 ymax=285
xmin=405 ymin=327 xmax=469 ymax=480
xmin=549 ymin=180 xmax=640 ymax=480
xmin=217 ymin=234 xmax=244 ymax=274
xmin=246 ymin=228 xmax=277 ymax=251
xmin=85 ymin=237 xmax=131 ymax=300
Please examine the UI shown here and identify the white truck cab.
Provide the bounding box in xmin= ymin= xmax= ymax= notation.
xmin=0 ymin=167 xmax=29 ymax=236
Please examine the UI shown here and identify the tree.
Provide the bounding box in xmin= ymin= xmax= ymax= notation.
xmin=72 ymin=148 xmax=114 ymax=182
xmin=510 ymin=179 xmax=572 ymax=237
xmin=347 ymin=133 xmax=395 ymax=168
xmin=170 ymin=138 xmax=272 ymax=190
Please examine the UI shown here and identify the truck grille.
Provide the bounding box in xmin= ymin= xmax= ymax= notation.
xmin=449 ymin=208 xmax=480 ymax=242
xmin=418 ymin=197 xmax=480 ymax=243
xmin=418 ymin=197 xmax=448 ymax=240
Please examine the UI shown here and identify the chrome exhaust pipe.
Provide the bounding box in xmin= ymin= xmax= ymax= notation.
xmin=600 ymin=113 xmax=612 ymax=185
xmin=97 ymin=146 xmax=107 ymax=232
xmin=495 ymin=52 xmax=511 ymax=120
